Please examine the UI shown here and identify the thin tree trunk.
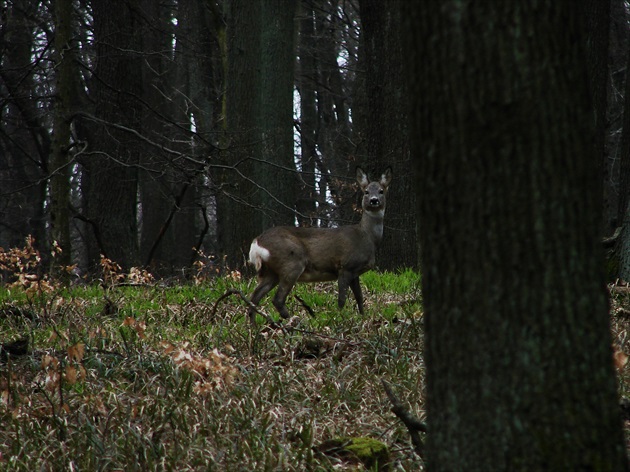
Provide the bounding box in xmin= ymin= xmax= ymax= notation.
xmin=314 ymin=5 xmax=355 ymax=225
xmin=50 ymin=0 xmax=78 ymax=272
xmin=296 ymin=2 xmax=318 ymax=226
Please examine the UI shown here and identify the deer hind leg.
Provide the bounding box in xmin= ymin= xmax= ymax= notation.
xmin=272 ymin=278 xmax=298 ymax=319
xmin=271 ymin=262 xmax=304 ymax=319
xmin=249 ymin=268 xmax=279 ymax=324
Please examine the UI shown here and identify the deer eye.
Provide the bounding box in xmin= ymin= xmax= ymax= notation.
xmin=364 ymin=190 xmax=369 ymax=195
xmin=379 ymin=189 xmax=384 ymax=194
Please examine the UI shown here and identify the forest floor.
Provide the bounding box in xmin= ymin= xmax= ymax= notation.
xmin=2 ymin=245 xmax=630 ymax=470
xmin=0 ymin=249 xmax=425 ymax=471
xmin=609 ymin=287 xmax=630 ymax=452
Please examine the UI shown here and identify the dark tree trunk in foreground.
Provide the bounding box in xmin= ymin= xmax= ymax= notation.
xmin=404 ymin=2 xmax=628 ymax=470
xmin=583 ymin=0 xmax=610 ymax=233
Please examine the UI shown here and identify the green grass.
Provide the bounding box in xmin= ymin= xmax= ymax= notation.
xmin=362 ymin=268 xmax=420 ymax=294
xmin=5 ymin=264 xmax=630 ymax=470
xmin=0 ymin=269 xmax=425 ymax=471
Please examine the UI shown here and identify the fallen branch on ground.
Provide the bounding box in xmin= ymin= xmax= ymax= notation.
xmin=381 ymin=379 xmax=426 ymax=459
xmin=294 ymin=294 xmax=316 ymax=317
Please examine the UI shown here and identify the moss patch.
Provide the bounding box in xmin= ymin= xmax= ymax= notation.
xmin=316 ymin=436 xmax=391 ymax=471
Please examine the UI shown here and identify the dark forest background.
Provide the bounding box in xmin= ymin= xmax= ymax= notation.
xmin=0 ymin=0 xmax=412 ymax=278
xmin=3 ymin=0 xmax=630 ymax=280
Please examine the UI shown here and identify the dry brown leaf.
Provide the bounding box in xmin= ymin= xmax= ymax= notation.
xmin=65 ymin=365 xmax=77 ymax=384
xmin=614 ymin=345 xmax=628 ymax=371
xmin=161 ymin=342 xmax=176 ymax=355
xmin=45 ymin=371 xmax=60 ymax=392
xmin=169 ymin=346 xmax=238 ymax=392
xmin=41 ymin=354 xmax=58 ymax=369
xmin=78 ymin=365 xmax=87 ymax=381
xmin=67 ymin=342 xmax=85 ymax=362
xmin=134 ymin=320 xmax=146 ymax=339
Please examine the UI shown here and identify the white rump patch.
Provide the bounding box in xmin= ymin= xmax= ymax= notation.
xmin=249 ymin=239 xmax=271 ymax=271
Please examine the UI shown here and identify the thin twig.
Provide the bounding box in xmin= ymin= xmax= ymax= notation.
xmin=210 ymin=289 xmax=279 ymax=327
xmin=294 ymin=294 xmax=316 ymax=317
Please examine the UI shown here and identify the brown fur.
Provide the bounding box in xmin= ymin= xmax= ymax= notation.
xmin=248 ymin=167 xmax=392 ymax=322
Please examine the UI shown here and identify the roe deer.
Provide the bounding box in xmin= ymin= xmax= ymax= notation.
xmin=248 ymin=167 xmax=393 ymax=322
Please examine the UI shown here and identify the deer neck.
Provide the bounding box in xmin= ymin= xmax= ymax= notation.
xmin=360 ymin=208 xmax=385 ymax=244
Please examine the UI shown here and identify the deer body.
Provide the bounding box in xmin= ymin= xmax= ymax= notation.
xmin=248 ymin=167 xmax=392 ymax=321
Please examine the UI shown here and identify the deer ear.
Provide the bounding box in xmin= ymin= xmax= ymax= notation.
xmin=381 ymin=167 xmax=393 ymax=187
xmin=356 ymin=167 xmax=369 ymax=188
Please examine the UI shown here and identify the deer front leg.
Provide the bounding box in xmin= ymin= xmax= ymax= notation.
xmin=349 ymin=277 xmax=364 ymax=314
xmin=337 ymin=271 xmax=355 ymax=310
xmin=339 ymin=272 xmax=365 ymax=314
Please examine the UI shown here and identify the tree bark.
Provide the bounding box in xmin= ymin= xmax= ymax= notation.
xmin=0 ymin=0 xmax=49 ymax=251
xmin=216 ymin=0 xmax=263 ymax=268
xmin=583 ymin=0 xmax=610 ymax=235
xmin=613 ymin=1 xmax=630 ymax=281
xmin=608 ymin=0 xmax=629 ymax=233
xmin=84 ymin=0 xmax=143 ymax=270
xmin=314 ymin=4 xmax=355 ymax=225
xmin=257 ymin=0 xmax=297 ymax=228
xmin=50 ymin=0 xmax=79 ymax=272
xmin=296 ymin=2 xmax=318 ymax=226
xmin=358 ymin=0 xmax=416 ymax=269
xmin=404 ymin=2 xmax=628 ymax=470
xmin=176 ymin=1 xmax=225 ymax=263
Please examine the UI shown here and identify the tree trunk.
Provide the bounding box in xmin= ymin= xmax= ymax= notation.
xmin=218 ymin=0 xmax=297 ymax=267
xmin=50 ymin=0 xmax=78 ymax=272
xmin=614 ymin=1 xmax=630 ymax=281
xmin=136 ymin=0 xmax=196 ymax=273
xmin=583 ymin=0 xmax=610 ymax=235
xmin=358 ymin=0 xmax=416 ymax=269
xmin=314 ymin=4 xmax=355 ymax=226
xmin=216 ymin=0 xmax=263 ymax=268
xmin=608 ymin=0 xmax=630 ymax=234
xmin=403 ymin=2 xmax=628 ymax=470
xmin=175 ymin=1 xmax=224 ymax=264
xmin=0 ymin=0 xmax=49 ymax=251
xmin=257 ymin=0 xmax=297 ymax=229
xmin=296 ymin=2 xmax=318 ymax=226
xmin=84 ymin=0 xmax=142 ymax=270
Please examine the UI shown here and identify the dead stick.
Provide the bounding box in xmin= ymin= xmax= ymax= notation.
xmin=294 ymin=294 xmax=316 ymax=317
xmin=381 ymin=379 xmax=426 ymax=458
xmin=210 ymin=289 xmax=279 ymax=327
